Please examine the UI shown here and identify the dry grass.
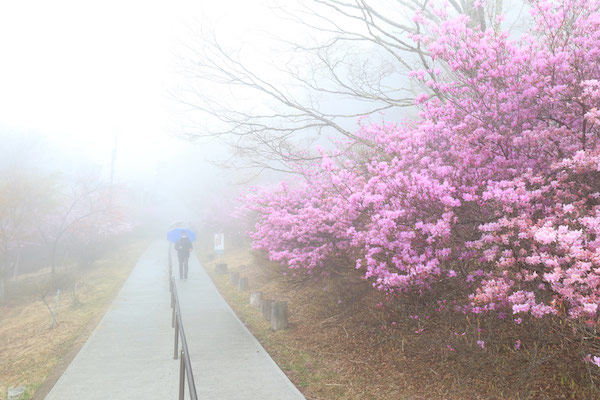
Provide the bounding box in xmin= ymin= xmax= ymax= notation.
xmin=0 ymin=241 xmax=147 ymax=400
xmin=200 ymin=245 xmax=598 ymax=400
xmin=201 ymin=246 xmax=426 ymax=399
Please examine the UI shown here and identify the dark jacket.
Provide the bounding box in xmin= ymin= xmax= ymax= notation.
xmin=175 ymin=237 xmax=193 ymax=257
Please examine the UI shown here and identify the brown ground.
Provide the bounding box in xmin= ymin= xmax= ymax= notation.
xmin=200 ymin=244 xmax=599 ymax=400
xmin=0 ymin=241 xmax=147 ymax=400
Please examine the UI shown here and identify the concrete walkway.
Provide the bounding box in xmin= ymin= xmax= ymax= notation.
xmin=45 ymin=241 xmax=305 ymax=400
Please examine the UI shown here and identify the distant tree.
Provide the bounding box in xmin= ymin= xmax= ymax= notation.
xmin=0 ymin=172 xmax=51 ymax=302
xmin=65 ymin=186 xmax=133 ymax=268
xmin=0 ymin=133 xmax=136 ymax=302
xmin=37 ymin=175 xmax=111 ymax=275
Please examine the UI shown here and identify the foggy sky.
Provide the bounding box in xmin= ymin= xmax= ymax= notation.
xmin=0 ymin=0 xmax=277 ymax=183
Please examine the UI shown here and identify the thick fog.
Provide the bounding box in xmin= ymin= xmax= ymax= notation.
xmin=0 ymin=0 xmax=533 ymax=271
xmin=0 ymin=1 xmax=278 ymax=229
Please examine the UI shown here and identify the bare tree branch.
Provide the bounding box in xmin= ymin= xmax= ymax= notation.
xmin=174 ymin=0 xmax=505 ymax=172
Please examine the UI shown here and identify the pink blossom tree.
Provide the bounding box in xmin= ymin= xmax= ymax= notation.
xmin=242 ymin=0 xmax=600 ymax=333
xmin=38 ymin=176 xmax=133 ymax=273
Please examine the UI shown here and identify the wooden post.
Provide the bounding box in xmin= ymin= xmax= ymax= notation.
xmin=261 ymin=300 xmax=274 ymax=321
xmin=238 ymin=277 xmax=248 ymax=291
xmin=215 ymin=263 xmax=228 ymax=275
xmin=250 ymin=291 xmax=262 ymax=307
xmin=74 ymin=282 xmax=79 ymax=304
xmin=230 ymin=272 xmax=240 ymax=286
xmin=271 ymin=301 xmax=289 ymax=331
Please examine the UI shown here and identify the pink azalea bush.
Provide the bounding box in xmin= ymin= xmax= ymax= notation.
xmin=242 ymin=161 xmax=362 ymax=274
xmin=241 ymin=0 xmax=600 ymax=330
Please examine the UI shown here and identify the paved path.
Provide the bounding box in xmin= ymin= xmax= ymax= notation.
xmin=45 ymin=241 xmax=305 ymax=400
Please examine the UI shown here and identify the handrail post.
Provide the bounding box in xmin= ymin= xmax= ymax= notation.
xmin=179 ymin=349 xmax=186 ymax=400
xmin=172 ymin=301 xmax=176 ymax=328
xmin=174 ymin=311 xmax=179 ymax=360
xmin=171 ymin=277 xmax=176 ymax=328
xmin=168 ymin=245 xmax=172 ymax=277
xmin=170 ymin=278 xmax=175 ymax=307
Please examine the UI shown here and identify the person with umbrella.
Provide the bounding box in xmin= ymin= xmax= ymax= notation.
xmin=174 ymin=231 xmax=193 ymax=279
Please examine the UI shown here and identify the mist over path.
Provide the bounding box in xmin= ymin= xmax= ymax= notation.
xmin=44 ymin=240 xmax=304 ymax=399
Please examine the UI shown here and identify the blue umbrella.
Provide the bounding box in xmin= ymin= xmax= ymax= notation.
xmin=167 ymin=228 xmax=197 ymax=243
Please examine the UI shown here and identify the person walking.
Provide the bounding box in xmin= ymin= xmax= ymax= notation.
xmin=175 ymin=231 xmax=193 ymax=279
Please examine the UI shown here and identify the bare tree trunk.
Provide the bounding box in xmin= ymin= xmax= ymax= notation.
xmin=51 ymin=241 xmax=58 ymax=275
xmin=12 ymin=248 xmax=21 ymax=280
xmin=0 ymin=277 xmax=5 ymax=303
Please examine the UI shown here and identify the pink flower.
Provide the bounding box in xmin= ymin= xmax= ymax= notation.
xmin=534 ymin=225 xmax=557 ymax=245
xmin=583 ymin=303 xmax=598 ymax=315
xmin=415 ymin=93 xmax=429 ymax=104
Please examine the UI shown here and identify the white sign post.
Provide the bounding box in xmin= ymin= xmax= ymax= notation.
xmin=214 ymin=233 xmax=225 ymax=259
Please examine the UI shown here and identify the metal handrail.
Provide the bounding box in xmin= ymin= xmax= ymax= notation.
xmin=170 ymin=274 xmax=199 ymax=400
